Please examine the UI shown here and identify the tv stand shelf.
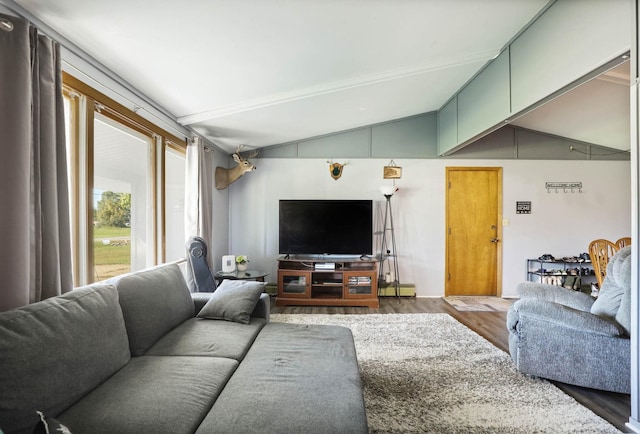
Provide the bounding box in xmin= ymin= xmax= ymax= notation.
xmin=276 ymin=256 xmax=379 ymax=308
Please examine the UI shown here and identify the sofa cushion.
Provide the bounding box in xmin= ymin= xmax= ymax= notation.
xmin=591 ymin=246 xmax=631 ymax=324
xmin=110 ymin=263 xmax=195 ymax=356
xmin=196 ymin=280 xmax=266 ymax=324
xmin=58 ymin=355 xmax=238 ymax=434
xmin=197 ymin=322 xmax=368 ymax=434
xmin=0 ymin=284 xmax=130 ymax=434
xmin=146 ymin=316 xmax=266 ymax=360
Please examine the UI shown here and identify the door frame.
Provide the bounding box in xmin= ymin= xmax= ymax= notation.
xmin=444 ymin=166 xmax=503 ymax=297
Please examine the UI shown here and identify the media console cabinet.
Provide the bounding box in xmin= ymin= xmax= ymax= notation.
xmin=276 ymin=256 xmax=379 ymax=308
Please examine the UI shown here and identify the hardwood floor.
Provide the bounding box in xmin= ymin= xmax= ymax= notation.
xmin=271 ymin=296 xmax=632 ymax=432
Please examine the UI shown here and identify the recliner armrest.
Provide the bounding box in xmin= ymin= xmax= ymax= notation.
xmin=508 ymin=298 xmax=625 ymax=337
xmin=516 ymin=281 xmax=595 ymax=312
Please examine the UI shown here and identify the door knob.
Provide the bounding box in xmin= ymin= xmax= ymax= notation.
xmin=490 ymin=238 xmax=499 ymax=243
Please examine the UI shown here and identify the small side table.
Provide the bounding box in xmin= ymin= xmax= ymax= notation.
xmin=214 ymin=270 xmax=269 ymax=285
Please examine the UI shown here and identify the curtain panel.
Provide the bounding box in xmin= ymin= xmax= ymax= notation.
xmin=185 ymin=137 xmax=214 ymax=273
xmin=0 ymin=13 xmax=72 ymax=312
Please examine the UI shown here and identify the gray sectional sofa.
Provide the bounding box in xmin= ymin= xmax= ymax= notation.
xmin=0 ymin=263 xmax=368 ymax=433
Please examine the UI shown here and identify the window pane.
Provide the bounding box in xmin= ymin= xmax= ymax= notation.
xmin=93 ymin=113 xmax=151 ymax=281
xmin=165 ymin=147 xmax=186 ymax=262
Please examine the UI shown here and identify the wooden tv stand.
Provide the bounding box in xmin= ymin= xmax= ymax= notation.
xmin=276 ymin=256 xmax=379 ymax=308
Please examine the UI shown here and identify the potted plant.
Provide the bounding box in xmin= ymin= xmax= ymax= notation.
xmin=235 ymin=255 xmax=249 ymax=271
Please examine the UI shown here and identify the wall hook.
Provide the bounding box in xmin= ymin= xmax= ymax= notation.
xmin=545 ymin=182 xmax=582 ymax=194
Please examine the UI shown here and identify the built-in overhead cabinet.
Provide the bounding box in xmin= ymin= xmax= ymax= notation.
xmin=371 ymin=114 xmax=437 ymax=158
xmin=457 ymin=49 xmax=511 ymax=145
xmin=438 ymin=0 xmax=631 ymax=155
xmin=437 ymin=96 xmax=457 ymax=155
xmin=298 ymin=128 xmax=370 ymax=158
xmin=510 ymin=0 xmax=631 ymax=114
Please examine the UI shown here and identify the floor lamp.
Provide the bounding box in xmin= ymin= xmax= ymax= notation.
xmin=379 ymin=185 xmax=399 ymax=297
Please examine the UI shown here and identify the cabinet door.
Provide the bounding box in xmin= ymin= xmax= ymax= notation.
xmin=278 ymin=270 xmax=311 ymax=298
xmin=343 ymin=271 xmax=376 ymax=299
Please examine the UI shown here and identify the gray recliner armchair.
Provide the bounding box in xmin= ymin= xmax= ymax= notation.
xmin=507 ymin=246 xmax=631 ymax=394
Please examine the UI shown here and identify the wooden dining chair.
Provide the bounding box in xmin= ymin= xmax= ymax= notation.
xmin=616 ymin=237 xmax=631 ymax=249
xmin=588 ymin=239 xmax=620 ymax=288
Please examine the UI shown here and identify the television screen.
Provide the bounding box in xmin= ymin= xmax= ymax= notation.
xmin=279 ymin=200 xmax=373 ymax=256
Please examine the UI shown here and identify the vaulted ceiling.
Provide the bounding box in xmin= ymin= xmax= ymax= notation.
xmin=7 ymin=0 xmax=628 ymax=154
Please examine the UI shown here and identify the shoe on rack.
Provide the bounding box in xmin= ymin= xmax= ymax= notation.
xmin=572 ymin=277 xmax=581 ymax=291
xmin=538 ymin=254 xmax=555 ymax=261
xmin=563 ymin=276 xmax=576 ymax=289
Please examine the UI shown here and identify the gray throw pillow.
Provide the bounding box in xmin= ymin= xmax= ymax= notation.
xmin=196 ymin=280 xmax=266 ymax=324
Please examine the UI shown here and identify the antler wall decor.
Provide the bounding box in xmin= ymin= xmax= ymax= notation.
xmin=327 ymin=160 xmax=348 ymax=180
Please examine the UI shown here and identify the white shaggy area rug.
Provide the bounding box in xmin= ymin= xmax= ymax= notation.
xmin=270 ymin=313 xmax=621 ymax=433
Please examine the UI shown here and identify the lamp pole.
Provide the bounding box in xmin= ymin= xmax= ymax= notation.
xmin=379 ymin=192 xmax=399 ymax=297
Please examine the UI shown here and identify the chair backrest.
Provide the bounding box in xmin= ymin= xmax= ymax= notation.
xmin=588 ymin=239 xmax=619 ymax=288
xmin=185 ymin=236 xmax=217 ymax=293
xmin=616 ymin=237 xmax=631 ymax=249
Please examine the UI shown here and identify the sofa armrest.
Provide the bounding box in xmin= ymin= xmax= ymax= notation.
xmin=508 ymin=298 xmax=624 ymax=337
xmin=191 ymin=292 xmax=270 ymax=322
xmin=252 ymin=293 xmax=271 ymax=322
xmin=516 ymin=281 xmax=595 ymax=312
xmin=192 ymin=292 xmax=213 ymax=315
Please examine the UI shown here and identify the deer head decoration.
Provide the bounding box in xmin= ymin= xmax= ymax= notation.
xmin=215 ymin=147 xmax=258 ymax=190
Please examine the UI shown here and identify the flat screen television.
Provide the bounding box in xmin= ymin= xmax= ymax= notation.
xmin=279 ymin=199 xmax=373 ymax=256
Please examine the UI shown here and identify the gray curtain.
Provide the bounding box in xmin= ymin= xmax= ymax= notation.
xmin=185 ymin=137 xmax=214 ymax=261
xmin=0 ymin=13 xmax=72 ymax=312
xmin=184 ymin=137 xmax=214 ymax=291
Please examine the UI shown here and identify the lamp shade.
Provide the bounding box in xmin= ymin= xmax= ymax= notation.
xmin=380 ymin=185 xmax=397 ymax=196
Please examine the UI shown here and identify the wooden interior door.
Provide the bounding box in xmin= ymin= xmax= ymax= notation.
xmin=445 ymin=167 xmax=502 ymax=296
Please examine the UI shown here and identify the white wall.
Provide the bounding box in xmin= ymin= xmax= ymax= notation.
xmin=209 ymin=151 xmax=231 ymax=268
xmin=226 ymin=158 xmax=630 ymax=298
